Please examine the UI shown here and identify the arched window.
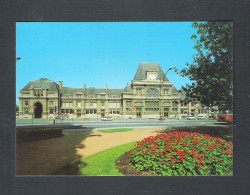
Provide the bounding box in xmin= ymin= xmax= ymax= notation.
xmin=146 ymin=88 xmax=159 ymax=97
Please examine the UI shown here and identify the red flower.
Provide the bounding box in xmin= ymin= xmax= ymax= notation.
xmin=136 ymin=147 xmax=140 ymax=151
xmin=162 ymin=161 xmax=166 ymax=164
xmin=196 ymin=164 xmax=202 ymax=167
xmin=192 ymin=149 xmax=197 ymax=155
xmin=211 ymin=158 xmax=214 ymax=161
xmin=145 ymin=150 xmax=148 ymax=154
xmin=171 ymin=156 xmax=175 ymax=159
xmin=160 ymin=152 xmax=163 ymax=156
xmin=219 ymin=159 xmax=224 ymax=163
xmin=141 ymin=153 xmax=145 ymax=156
xmin=171 ymin=162 xmax=174 ymax=165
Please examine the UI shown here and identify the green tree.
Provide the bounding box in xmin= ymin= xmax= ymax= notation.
xmin=175 ymin=21 xmax=233 ymax=111
xmin=16 ymin=105 xmax=19 ymax=112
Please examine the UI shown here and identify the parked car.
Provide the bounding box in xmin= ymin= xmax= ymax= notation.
xmin=186 ymin=115 xmax=195 ymax=120
xmin=209 ymin=115 xmax=216 ymax=120
xmin=198 ymin=116 xmax=204 ymax=120
xmin=101 ymin=116 xmax=113 ymax=121
xmin=217 ymin=114 xmax=233 ymax=124
xmin=159 ymin=116 xmax=165 ymax=120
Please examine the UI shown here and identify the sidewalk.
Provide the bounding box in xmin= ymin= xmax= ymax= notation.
xmin=76 ymin=127 xmax=166 ymax=158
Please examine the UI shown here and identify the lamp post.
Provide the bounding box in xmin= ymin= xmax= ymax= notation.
xmin=160 ymin=67 xmax=172 ymax=119
xmin=16 ymin=56 xmax=21 ymax=61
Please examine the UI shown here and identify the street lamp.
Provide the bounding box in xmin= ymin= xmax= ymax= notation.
xmin=16 ymin=56 xmax=21 ymax=61
xmin=160 ymin=67 xmax=173 ymax=119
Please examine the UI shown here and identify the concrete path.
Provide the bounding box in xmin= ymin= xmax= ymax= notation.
xmin=76 ymin=127 xmax=166 ymax=158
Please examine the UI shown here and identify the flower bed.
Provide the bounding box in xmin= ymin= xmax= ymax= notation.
xmin=130 ymin=131 xmax=233 ymax=176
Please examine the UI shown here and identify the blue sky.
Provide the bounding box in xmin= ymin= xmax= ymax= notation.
xmin=16 ymin=22 xmax=197 ymax=105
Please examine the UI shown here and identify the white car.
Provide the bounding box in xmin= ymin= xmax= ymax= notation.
xmin=101 ymin=116 xmax=113 ymax=121
xmin=186 ymin=115 xmax=195 ymax=120
xmin=198 ymin=116 xmax=205 ymax=120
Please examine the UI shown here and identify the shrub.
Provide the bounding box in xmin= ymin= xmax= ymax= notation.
xmin=130 ymin=131 xmax=233 ymax=176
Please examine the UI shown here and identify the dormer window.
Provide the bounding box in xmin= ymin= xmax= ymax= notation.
xmin=146 ymin=68 xmax=158 ymax=80
xmin=136 ymin=89 xmax=142 ymax=96
xmin=164 ymin=89 xmax=169 ymax=95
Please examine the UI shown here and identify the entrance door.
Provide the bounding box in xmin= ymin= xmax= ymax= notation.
xmin=136 ymin=108 xmax=142 ymax=118
xmin=163 ymin=108 xmax=169 ymax=118
xmin=101 ymin=109 xmax=105 ymax=118
xmin=34 ymin=102 xmax=43 ymax=118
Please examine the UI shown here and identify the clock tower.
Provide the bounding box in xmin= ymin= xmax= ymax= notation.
xmin=146 ymin=68 xmax=158 ymax=80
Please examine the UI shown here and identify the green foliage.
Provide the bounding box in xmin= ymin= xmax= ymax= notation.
xmin=99 ymin=128 xmax=133 ymax=133
xmin=175 ymin=21 xmax=233 ymax=111
xmin=130 ymin=131 xmax=233 ymax=176
xmin=16 ymin=105 xmax=19 ymax=112
xmin=80 ymin=142 xmax=136 ymax=176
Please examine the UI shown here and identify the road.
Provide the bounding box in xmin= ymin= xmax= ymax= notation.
xmin=16 ymin=118 xmax=229 ymax=131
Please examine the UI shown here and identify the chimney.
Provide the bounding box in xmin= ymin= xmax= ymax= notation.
xmin=106 ymin=84 xmax=108 ymax=93
xmin=59 ymin=81 xmax=63 ymax=88
xmin=84 ymin=83 xmax=86 ymax=92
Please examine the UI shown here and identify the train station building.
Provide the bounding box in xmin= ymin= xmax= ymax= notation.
xmin=18 ymin=62 xmax=217 ymax=119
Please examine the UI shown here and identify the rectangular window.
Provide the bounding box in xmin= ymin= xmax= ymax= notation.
xmin=172 ymin=108 xmax=177 ymax=111
xmin=66 ymin=109 xmax=69 ymax=113
xmin=77 ymin=109 xmax=81 ymax=113
xmin=126 ymin=101 xmax=132 ymax=108
xmin=25 ymin=101 xmax=29 ymax=106
xmin=164 ymin=89 xmax=169 ymax=95
xmin=181 ymin=102 xmax=187 ymax=107
xmin=172 ymin=102 xmax=177 ymax=107
xmin=145 ymin=101 xmax=159 ymax=112
xmin=181 ymin=108 xmax=187 ymax=114
xmin=50 ymin=108 xmax=53 ymax=114
xmin=77 ymin=102 xmax=81 ymax=107
xmin=70 ymin=109 xmax=74 ymax=114
xmin=109 ymin=108 xmax=120 ymax=114
xmin=61 ymin=109 xmax=65 ymax=114
xmin=66 ymin=103 xmax=69 ymax=107
xmin=24 ymin=108 xmax=29 ymax=114
xmin=86 ymin=109 xmax=97 ymax=114
xmin=136 ymin=89 xmax=141 ymax=96
xmin=50 ymin=101 xmax=53 ymax=106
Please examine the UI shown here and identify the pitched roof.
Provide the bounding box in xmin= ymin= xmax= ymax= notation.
xmin=60 ymin=87 xmax=84 ymax=94
xmin=20 ymin=78 xmax=59 ymax=92
xmin=172 ymin=86 xmax=179 ymax=94
xmin=85 ymin=88 xmax=124 ymax=95
xmin=124 ymin=83 xmax=132 ymax=92
xmin=133 ymin=62 xmax=170 ymax=81
xmin=108 ymin=89 xmax=124 ymax=95
xmin=61 ymin=87 xmax=124 ymax=95
xmin=85 ymin=88 xmax=106 ymax=95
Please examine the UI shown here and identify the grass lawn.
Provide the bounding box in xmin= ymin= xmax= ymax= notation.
xmin=79 ymin=141 xmax=136 ymax=176
xmin=99 ymin=128 xmax=133 ymax=133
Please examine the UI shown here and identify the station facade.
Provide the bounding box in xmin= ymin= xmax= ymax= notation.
xmin=18 ymin=63 xmax=217 ymax=119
